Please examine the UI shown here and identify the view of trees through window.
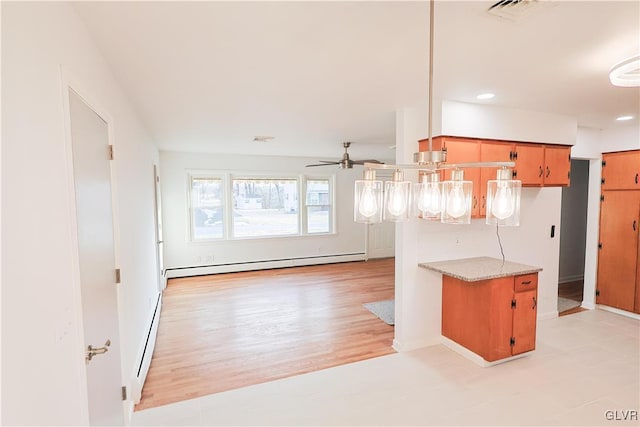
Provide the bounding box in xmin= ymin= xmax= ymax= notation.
xmin=232 ymin=179 xmax=299 ymax=237
xmin=191 ymin=178 xmax=224 ymax=240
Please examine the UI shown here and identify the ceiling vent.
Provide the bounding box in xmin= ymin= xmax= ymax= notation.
xmin=487 ymin=0 xmax=546 ymax=21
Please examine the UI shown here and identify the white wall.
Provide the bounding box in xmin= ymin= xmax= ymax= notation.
xmin=2 ymin=3 xmax=159 ymax=425
xmin=559 ymin=160 xmax=590 ymax=282
xmin=160 ymin=151 xmax=381 ymax=275
xmin=600 ymin=124 xmax=640 ymax=152
xmin=394 ymin=104 xmax=570 ymax=351
xmin=441 ymin=100 xmax=578 ymax=145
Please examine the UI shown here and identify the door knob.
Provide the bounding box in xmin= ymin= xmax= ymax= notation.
xmin=86 ymin=339 xmax=111 ymax=362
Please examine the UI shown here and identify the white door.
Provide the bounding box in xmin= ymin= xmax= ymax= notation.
xmin=69 ymin=89 xmax=124 ymax=425
xmin=153 ymin=164 xmax=166 ymax=291
xmin=367 ymin=221 xmax=395 ymax=259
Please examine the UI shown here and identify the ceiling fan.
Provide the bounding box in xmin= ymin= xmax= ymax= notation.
xmin=306 ymin=142 xmax=384 ymax=169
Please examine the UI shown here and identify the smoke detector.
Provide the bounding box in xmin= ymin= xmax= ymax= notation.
xmin=487 ymin=0 xmax=547 ymax=21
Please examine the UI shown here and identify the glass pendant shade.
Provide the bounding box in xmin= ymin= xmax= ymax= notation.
xmin=486 ymin=168 xmax=521 ymax=226
xmin=414 ymin=172 xmax=442 ymax=220
xmin=383 ymin=170 xmax=411 ymax=222
xmin=441 ymin=169 xmax=472 ymax=224
xmin=354 ymin=170 xmax=383 ymax=223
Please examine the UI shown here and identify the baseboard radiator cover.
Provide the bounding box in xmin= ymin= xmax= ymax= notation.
xmin=165 ymin=253 xmax=367 ymax=278
xmin=131 ymin=292 xmax=162 ymax=404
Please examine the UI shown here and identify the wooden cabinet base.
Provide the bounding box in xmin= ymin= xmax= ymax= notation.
xmin=441 ymin=274 xmax=538 ymax=362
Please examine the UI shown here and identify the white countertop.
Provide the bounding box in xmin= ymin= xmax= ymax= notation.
xmin=418 ymin=256 xmax=542 ymax=282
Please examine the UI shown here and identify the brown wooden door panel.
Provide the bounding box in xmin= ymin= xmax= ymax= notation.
xmin=514 ymin=144 xmax=544 ymax=186
xmin=512 ymin=289 xmax=537 ymax=355
xmin=602 ymin=151 xmax=640 ymax=190
xmin=597 ymin=191 xmax=640 ymax=311
xmin=443 ymin=138 xmax=481 ymax=217
xmin=480 ymin=142 xmax=515 ymax=216
xmin=544 ymin=146 xmax=571 ymax=186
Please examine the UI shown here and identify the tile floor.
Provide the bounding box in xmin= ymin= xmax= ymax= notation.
xmin=133 ymin=309 xmax=639 ymax=426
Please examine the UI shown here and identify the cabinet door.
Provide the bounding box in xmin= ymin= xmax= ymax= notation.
xmin=443 ymin=138 xmax=481 ymax=217
xmin=512 ymin=289 xmax=537 ymax=355
xmin=480 ymin=142 xmax=515 ymax=216
xmin=544 ymin=146 xmax=571 ymax=186
xmin=602 ymin=151 xmax=640 ymax=190
xmin=597 ymin=191 xmax=640 ymax=312
xmin=514 ymin=144 xmax=544 ymax=186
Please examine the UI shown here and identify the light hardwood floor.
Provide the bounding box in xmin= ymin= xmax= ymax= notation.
xmin=136 ymin=258 xmax=395 ymax=411
xmin=558 ymin=279 xmax=588 ymax=316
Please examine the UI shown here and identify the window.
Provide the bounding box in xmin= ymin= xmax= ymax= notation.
xmin=232 ymin=178 xmax=299 ymax=237
xmin=305 ymin=178 xmax=332 ymax=233
xmin=190 ymin=177 xmax=224 ymax=240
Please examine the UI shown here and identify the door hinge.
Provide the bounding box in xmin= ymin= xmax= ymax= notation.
xmin=568 ymin=153 xmax=571 ymax=162
xmin=121 ymin=386 xmax=127 ymax=401
xmin=511 ymin=299 xmax=517 ymax=309
xmin=510 ymin=337 xmax=516 ymax=347
xmin=512 ymin=170 xmax=517 ymax=179
xmin=601 ymin=178 xmax=605 ymax=185
xmin=108 ymin=145 xmax=114 ymax=160
xmin=513 ymin=151 xmax=518 ymax=160
xmin=115 ymin=268 xmax=121 ymax=284
xmin=600 ymin=195 xmax=604 ymax=202
xmin=598 ymin=243 xmax=602 ymax=250
xmin=596 ymin=289 xmax=600 ymax=297
xmin=601 ymin=160 xmax=606 ymax=167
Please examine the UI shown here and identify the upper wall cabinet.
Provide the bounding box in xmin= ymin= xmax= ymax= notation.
xmin=601 ymin=150 xmax=640 ymax=190
xmin=421 ymin=136 xmax=572 ymax=189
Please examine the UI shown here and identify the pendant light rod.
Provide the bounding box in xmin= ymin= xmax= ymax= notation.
xmin=427 ymin=0 xmax=435 ymax=153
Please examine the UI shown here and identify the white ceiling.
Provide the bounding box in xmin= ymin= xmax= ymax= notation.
xmin=73 ymin=1 xmax=639 ymax=160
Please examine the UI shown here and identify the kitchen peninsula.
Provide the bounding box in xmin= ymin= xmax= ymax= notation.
xmin=419 ymin=257 xmax=542 ymax=365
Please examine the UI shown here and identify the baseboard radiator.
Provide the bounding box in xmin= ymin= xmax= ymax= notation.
xmin=131 ymin=292 xmax=162 ymax=403
xmin=165 ymin=252 xmax=366 ymax=279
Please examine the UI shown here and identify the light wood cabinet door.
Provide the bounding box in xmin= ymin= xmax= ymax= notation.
xmin=480 ymin=142 xmax=515 ymax=216
xmin=442 ymin=138 xmax=481 ymax=217
xmin=602 ymin=151 xmax=640 ymax=190
xmin=597 ymin=191 xmax=640 ymax=312
xmin=544 ymin=146 xmax=571 ymax=186
xmin=514 ymin=144 xmax=545 ymax=186
xmin=512 ymin=288 xmax=537 ymax=355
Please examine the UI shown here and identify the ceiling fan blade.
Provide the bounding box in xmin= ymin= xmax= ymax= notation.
xmin=352 ymin=159 xmax=384 ymax=165
xmin=318 ymin=160 xmax=340 ymax=163
xmin=305 ymin=162 xmax=339 ymax=167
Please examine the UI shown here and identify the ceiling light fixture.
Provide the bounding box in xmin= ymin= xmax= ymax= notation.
xmin=253 ymin=136 xmax=275 ymax=142
xmin=616 ymin=115 xmax=634 ymax=121
xmin=476 ymin=93 xmax=495 ymax=100
xmin=353 ymin=0 xmax=521 ymax=226
xmin=609 ymin=55 xmax=640 ymax=87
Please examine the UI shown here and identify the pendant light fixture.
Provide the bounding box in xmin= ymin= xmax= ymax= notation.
xmin=486 ymin=167 xmax=521 ymax=226
xmin=352 ymin=0 xmax=521 ymax=227
xmin=354 ymin=169 xmax=383 ymax=223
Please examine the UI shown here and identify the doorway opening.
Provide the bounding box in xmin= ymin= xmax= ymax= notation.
xmin=558 ymin=159 xmax=590 ymax=316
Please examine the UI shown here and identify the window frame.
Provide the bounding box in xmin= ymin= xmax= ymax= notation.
xmin=187 ymin=172 xmax=227 ymax=242
xmin=302 ymin=175 xmax=335 ymax=235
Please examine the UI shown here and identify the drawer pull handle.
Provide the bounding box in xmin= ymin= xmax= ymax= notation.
xmin=636 ymin=173 xmax=638 ymax=185
xmin=532 ymin=297 xmax=537 ymax=309
xmin=546 ymin=166 xmax=551 ymax=178
xmin=521 ymin=280 xmax=532 ymax=285
xmin=634 ymin=220 xmax=637 ymax=232
xmin=538 ymin=166 xmax=543 ymax=177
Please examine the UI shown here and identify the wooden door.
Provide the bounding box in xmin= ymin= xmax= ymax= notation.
xmin=544 ymin=146 xmax=571 ymax=186
xmin=597 ymin=190 xmax=640 ymax=312
xmin=514 ymin=144 xmax=544 ymax=186
xmin=480 ymin=142 xmax=515 ymax=216
xmin=442 ymin=138 xmax=481 ymax=217
xmin=602 ymin=151 xmax=640 ymax=190
xmin=512 ymin=289 xmax=537 ymax=355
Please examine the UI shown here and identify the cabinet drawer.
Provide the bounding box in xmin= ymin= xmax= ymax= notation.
xmin=515 ymin=274 xmax=538 ymax=292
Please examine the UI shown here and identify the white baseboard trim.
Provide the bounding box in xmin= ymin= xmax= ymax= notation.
xmin=538 ymin=310 xmax=559 ymax=321
xmin=441 ymin=336 xmax=532 ymax=367
xmin=597 ymin=305 xmax=640 ymax=320
xmin=392 ymin=337 xmax=441 ymax=352
xmin=165 ymin=253 xmax=367 ymax=278
xmin=558 ymin=274 xmax=584 ymax=284
xmin=130 ymin=293 xmax=162 ymax=405
xmin=581 ymin=301 xmax=596 ymax=310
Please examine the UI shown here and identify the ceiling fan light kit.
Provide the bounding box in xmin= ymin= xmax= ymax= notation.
xmin=353 ymin=0 xmax=522 ymax=227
